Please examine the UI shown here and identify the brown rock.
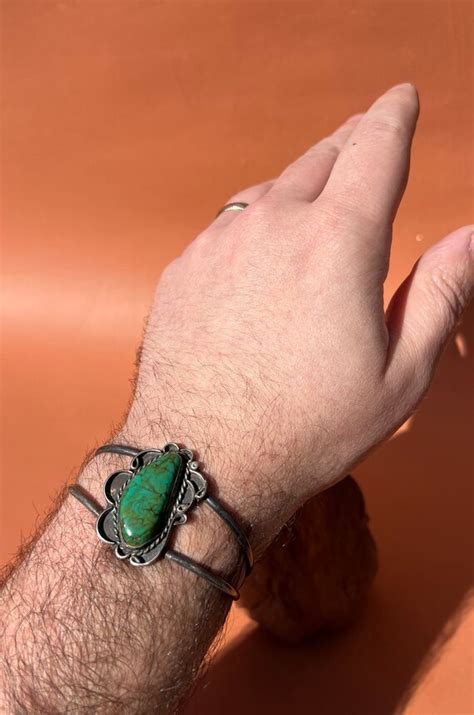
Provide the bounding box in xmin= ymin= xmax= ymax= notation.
xmin=239 ymin=475 xmax=377 ymax=643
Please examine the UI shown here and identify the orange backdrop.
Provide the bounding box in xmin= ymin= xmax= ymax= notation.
xmin=1 ymin=1 xmax=473 ymax=713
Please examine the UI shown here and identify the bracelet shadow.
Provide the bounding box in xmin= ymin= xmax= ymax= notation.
xmin=184 ymin=305 xmax=474 ymax=715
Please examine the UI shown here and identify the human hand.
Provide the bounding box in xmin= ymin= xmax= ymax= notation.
xmin=3 ymin=84 xmax=472 ymax=714
xmin=124 ymin=84 xmax=473 ymax=553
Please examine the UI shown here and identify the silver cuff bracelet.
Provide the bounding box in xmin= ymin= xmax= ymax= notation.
xmin=69 ymin=442 xmax=253 ymax=600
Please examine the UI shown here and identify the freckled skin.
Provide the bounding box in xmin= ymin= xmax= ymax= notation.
xmin=118 ymin=452 xmax=183 ymax=547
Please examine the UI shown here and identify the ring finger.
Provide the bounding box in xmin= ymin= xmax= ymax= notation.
xmin=212 ymin=179 xmax=275 ymax=227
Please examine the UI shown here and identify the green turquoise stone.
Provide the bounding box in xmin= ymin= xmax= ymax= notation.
xmin=118 ymin=452 xmax=183 ymax=548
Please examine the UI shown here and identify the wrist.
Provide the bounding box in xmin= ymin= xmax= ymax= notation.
xmin=116 ymin=413 xmax=267 ymax=551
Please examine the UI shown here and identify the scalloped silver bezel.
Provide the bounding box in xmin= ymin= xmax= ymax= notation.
xmin=96 ymin=442 xmax=207 ymax=567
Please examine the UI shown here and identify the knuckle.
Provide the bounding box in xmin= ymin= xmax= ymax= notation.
xmin=223 ymin=182 xmax=268 ymax=207
xmin=400 ymin=346 xmax=433 ymax=397
xmin=238 ymin=193 xmax=273 ymax=222
xmin=310 ymin=137 xmax=340 ymax=160
xmin=362 ymin=115 xmax=408 ymax=144
xmin=279 ymin=139 xmax=340 ymax=186
xmin=316 ymin=193 xmax=387 ymax=234
xmin=159 ymin=257 xmax=180 ymax=282
xmin=384 ymin=351 xmax=432 ymax=423
xmin=223 ymin=194 xmax=277 ymax=240
xmin=429 ymin=263 xmax=469 ymax=326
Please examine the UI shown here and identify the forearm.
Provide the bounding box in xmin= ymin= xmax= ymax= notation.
xmin=0 ymin=447 xmax=239 ymax=713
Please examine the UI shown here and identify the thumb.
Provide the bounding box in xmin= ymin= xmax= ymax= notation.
xmin=385 ymin=225 xmax=474 ymax=395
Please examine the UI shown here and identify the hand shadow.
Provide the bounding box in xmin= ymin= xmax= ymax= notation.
xmin=184 ymin=304 xmax=474 ymax=715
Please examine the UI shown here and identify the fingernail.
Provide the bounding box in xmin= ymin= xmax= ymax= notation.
xmin=390 ymin=82 xmax=417 ymax=91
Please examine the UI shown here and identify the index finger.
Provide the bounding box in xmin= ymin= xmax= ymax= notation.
xmin=317 ymin=84 xmax=419 ymax=228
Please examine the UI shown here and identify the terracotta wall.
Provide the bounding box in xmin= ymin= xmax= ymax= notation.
xmin=1 ymin=1 xmax=473 ymax=713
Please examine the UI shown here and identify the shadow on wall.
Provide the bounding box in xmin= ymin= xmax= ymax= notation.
xmin=184 ymin=305 xmax=474 ymax=715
